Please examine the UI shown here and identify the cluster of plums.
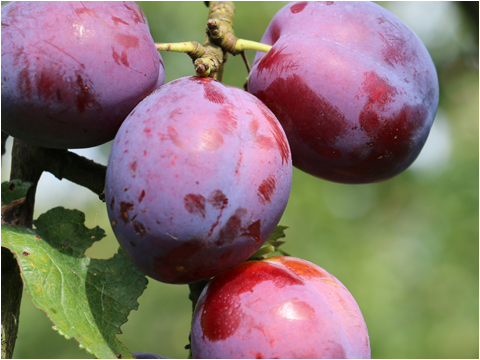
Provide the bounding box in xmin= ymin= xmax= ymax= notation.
xmin=2 ymin=1 xmax=438 ymax=358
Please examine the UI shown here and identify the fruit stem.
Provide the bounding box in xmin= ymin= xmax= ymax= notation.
xmin=233 ymin=39 xmax=272 ymax=54
xmin=155 ymin=42 xmax=205 ymax=60
xmin=155 ymin=3 xmax=271 ymax=80
xmin=249 ymin=245 xmax=275 ymax=260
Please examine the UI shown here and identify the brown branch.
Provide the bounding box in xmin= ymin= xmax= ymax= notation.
xmin=2 ymin=131 xmax=9 ymax=156
xmin=2 ymin=139 xmax=42 ymax=359
xmin=41 ymin=149 xmax=107 ymax=196
xmin=1 ymin=247 xmax=23 ymax=359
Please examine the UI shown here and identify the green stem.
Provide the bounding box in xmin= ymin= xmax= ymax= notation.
xmin=249 ymin=245 xmax=275 ymax=260
xmin=155 ymin=41 xmax=205 ymax=60
xmin=233 ymin=39 xmax=272 ymax=54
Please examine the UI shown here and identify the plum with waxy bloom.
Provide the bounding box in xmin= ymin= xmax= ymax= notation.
xmin=106 ymin=77 xmax=292 ymax=284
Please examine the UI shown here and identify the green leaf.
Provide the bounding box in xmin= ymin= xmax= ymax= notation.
xmin=266 ymin=225 xmax=289 ymax=244
xmin=1 ymin=207 xmax=148 ymax=359
xmin=248 ymin=225 xmax=291 ymax=260
xmin=1 ymin=180 xmax=33 ymax=206
xmin=266 ymin=225 xmax=290 ymax=256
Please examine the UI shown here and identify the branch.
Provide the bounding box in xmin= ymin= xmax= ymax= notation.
xmin=2 ymin=131 xmax=9 ymax=156
xmin=2 ymin=139 xmax=42 ymax=359
xmin=41 ymin=149 xmax=107 ymax=196
xmin=1 ymin=247 xmax=23 ymax=359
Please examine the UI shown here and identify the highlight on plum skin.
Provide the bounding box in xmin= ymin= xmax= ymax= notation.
xmin=105 ymin=76 xmax=292 ymax=284
xmin=191 ymin=256 xmax=370 ymax=359
xmin=248 ymin=1 xmax=440 ymax=184
xmin=1 ymin=1 xmax=165 ymax=149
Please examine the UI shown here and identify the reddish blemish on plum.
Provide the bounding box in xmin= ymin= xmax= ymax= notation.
xmin=169 ymin=107 xmax=183 ymax=119
xmin=75 ymin=74 xmax=100 ymax=113
xmin=119 ymin=201 xmax=134 ymax=224
xmin=348 ymin=103 xmax=426 ymax=180
xmin=112 ymin=48 xmax=129 ymax=66
xmin=123 ymin=2 xmax=146 ymax=24
xmin=115 ymin=33 xmax=140 ymax=49
xmin=249 ymin=118 xmax=260 ymax=134
xmin=256 ymin=134 xmax=275 ymax=150
xmin=258 ymin=175 xmax=276 ymax=204
xmin=200 ymin=295 xmax=243 ymax=342
xmin=216 ymin=105 xmax=238 ymax=134
xmin=256 ymin=74 xmax=348 ymax=162
xmin=207 ymin=190 xmax=228 ymax=209
xmin=203 ymin=80 xmax=228 ymax=104
xmin=120 ymin=51 xmax=129 ymax=66
xmin=109 ymin=196 xmax=115 ymax=210
xmin=207 ymin=190 xmax=229 ymax=236
xmin=260 ymin=107 xmax=290 ymax=164
xmin=216 ymin=207 xmax=247 ymax=245
xmin=37 ymin=71 xmax=55 ymax=99
xmin=273 ymin=257 xmax=331 ymax=280
xmin=167 ymin=125 xmax=183 ymax=148
xmin=130 ymin=161 xmax=137 ymax=178
xmin=290 ymin=1 xmax=308 ymax=13
xmin=258 ymin=106 xmax=290 ymax=165
xmin=74 ymin=5 xmax=96 ymax=17
xmin=360 ymin=71 xmax=397 ymax=110
xmin=379 ymin=32 xmax=407 ymax=68
xmin=255 ymin=45 xmax=299 ymax=76
xmin=138 ymin=189 xmax=145 ymax=203
xmin=200 ymin=261 xmax=303 ymax=342
xmin=250 ymin=118 xmax=275 ymax=149
xmin=184 ymin=194 xmax=206 ymax=218
xmin=356 ymin=72 xmax=423 ymax=177
xmin=111 ymin=15 xmax=128 ymax=26
xmin=132 ymin=220 xmax=147 ymax=238
xmin=153 ymin=237 xmax=206 ymax=284
xmin=18 ymin=67 xmax=32 ymax=98
xmin=242 ymin=220 xmax=262 ymax=243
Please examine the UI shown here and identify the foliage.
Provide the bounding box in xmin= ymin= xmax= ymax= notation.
xmin=2 ymin=193 xmax=148 ymax=358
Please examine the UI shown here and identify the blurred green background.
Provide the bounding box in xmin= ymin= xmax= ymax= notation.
xmin=2 ymin=1 xmax=478 ymax=359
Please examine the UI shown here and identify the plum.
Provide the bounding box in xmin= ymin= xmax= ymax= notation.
xmin=191 ymin=256 xmax=370 ymax=359
xmin=1 ymin=1 xmax=164 ymax=149
xmin=105 ymin=76 xmax=292 ymax=284
xmin=248 ymin=1 xmax=439 ymax=184
xmin=133 ymin=352 xmax=166 ymax=359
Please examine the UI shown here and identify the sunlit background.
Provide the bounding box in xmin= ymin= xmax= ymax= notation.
xmin=2 ymin=1 xmax=478 ymax=359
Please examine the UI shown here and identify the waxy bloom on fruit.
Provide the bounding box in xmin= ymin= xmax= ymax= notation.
xmin=249 ymin=1 xmax=439 ymax=184
xmin=106 ymin=77 xmax=292 ymax=284
xmin=1 ymin=1 xmax=165 ymax=149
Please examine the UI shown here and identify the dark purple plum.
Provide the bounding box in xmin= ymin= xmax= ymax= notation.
xmin=1 ymin=1 xmax=165 ymax=149
xmin=248 ymin=1 xmax=439 ymax=184
xmin=133 ymin=352 xmax=166 ymax=359
xmin=191 ymin=256 xmax=370 ymax=359
xmin=105 ymin=76 xmax=292 ymax=284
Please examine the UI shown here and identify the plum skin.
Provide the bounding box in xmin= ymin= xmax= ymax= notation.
xmin=105 ymin=76 xmax=292 ymax=284
xmin=248 ymin=1 xmax=439 ymax=184
xmin=132 ymin=353 xmax=166 ymax=359
xmin=1 ymin=1 xmax=164 ymax=149
xmin=191 ymin=256 xmax=370 ymax=359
